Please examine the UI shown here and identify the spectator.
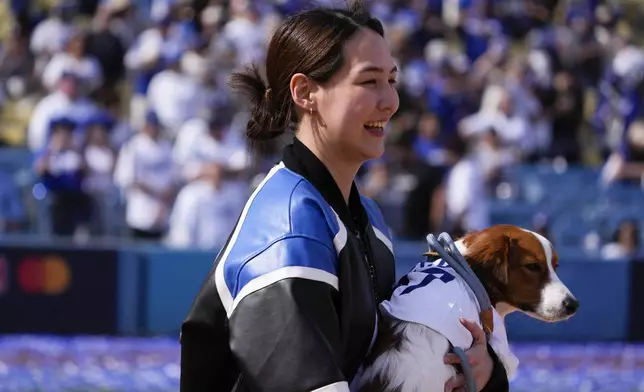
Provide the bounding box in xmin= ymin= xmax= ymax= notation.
xmin=82 ymin=114 xmax=117 ymax=235
xmin=41 ymin=29 xmax=103 ymax=94
xmin=102 ymin=0 xmax=144 ymax=48
xmin=444 ymin=135 xmax=490 ymax=232
xmin=546 ymin=70 xmax=585 ymax=163
xmin=0 ymin=28 xmax=38 ymax=100
xmin=84 ymin=5 xmax=127 ymax=92
xmin=219 ymin=2 xmax=267 ymax=65
xmin=113 ymin=110 xmax=178 ymax=240
xmin=123 ymin=11 xmax=175 ymax=130
xmin=27 ymin=71 xmax=99 ymax=152
xmin=413 ymin=112 xmax=451 ymax=166
xmin=29 ymin=2 xmax=74 ymax=68
xmin=103 ymin=93 xmax=133 ymax=148
xmin=33 ymin=117 xmax=90 ymax=236
xmin=459 ymin=86 xmax=530 ymax=154
xmin=601 ymin=219 xmax=640 ymax=260
xmin=601 ymin=120 xmax=644 ymax=185
xmin=166 ymin=163 xmax=241 ymax=249
xmin=146 ymin=44 xmax=203 ymax=135
xmin=167 ymin=109 xmax=250 ymax=248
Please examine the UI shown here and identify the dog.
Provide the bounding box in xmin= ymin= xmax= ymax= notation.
xmin=356 ymin=224 xmax=579 ymax=392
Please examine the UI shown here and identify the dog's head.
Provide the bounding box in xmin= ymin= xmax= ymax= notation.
xmin=457 ymin=224 xmax=579 ymax=322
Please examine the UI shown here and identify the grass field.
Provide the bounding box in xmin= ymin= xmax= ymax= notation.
xmin=0 ymin=336 xmax=643 ymax=391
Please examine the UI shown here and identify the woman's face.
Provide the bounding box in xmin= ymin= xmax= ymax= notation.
xmin=312 ymin=28 xmax=400 ymax=163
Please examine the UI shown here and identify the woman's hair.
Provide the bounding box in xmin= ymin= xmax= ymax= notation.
xmin=228 ymin=0 xmax=384 ymax=154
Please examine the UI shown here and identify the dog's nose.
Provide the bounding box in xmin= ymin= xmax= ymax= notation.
xmin=562 ymin=296 xmax=579 ymax=315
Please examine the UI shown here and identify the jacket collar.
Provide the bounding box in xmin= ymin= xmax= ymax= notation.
xmin=282 ymin=137 xmax=367 ymax=235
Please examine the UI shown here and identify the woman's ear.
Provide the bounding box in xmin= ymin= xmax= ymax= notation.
xmin=290 ymin=73 xmax=316 ymax=113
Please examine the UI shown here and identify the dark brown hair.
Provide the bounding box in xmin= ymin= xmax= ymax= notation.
xmin=228 ymin=1 xmax=384 ymax=154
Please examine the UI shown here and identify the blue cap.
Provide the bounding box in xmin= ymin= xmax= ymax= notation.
xmin=145 ymin=110 xmax=161 ymax=126
xmin=60 ymin=69 xmax=79 ymax=81
xmin=49 ymin=116 xmax=76 ymax=131
xmin=82 ymin=112 xmax=115 ymax=131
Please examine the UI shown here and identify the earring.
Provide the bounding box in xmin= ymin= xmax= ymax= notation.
xmin=309 ymin=108 xmax=313 ymax=115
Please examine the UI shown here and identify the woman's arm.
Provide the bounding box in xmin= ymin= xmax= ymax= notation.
xmin=481 ymin=344 xmax=509 ymax=392
xmin=445 ymin=318 xmax=509 ymax=392
xmin=229 ymin=276 xmax=348 ymax=391
xmin=181 ymin=236 xmax=349 ymax=392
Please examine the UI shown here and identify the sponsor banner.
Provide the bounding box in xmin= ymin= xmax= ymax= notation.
xmin=0 ymin=246 xmax=119 ymax=334
xmin=140 ymin=247 xmax=633 ymax=342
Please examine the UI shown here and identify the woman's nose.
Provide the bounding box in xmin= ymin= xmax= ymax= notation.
xmin=379 ymin=86 xmax=399 ymax=116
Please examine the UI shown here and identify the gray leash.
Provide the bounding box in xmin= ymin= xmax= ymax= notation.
xmin=425 ymin=233 xmax=494 ymax=392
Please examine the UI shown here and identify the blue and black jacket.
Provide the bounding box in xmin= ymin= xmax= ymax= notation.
xmin=179 ymin=138 xmax=508 ymax=392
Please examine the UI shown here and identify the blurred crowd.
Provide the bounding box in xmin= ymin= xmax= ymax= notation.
xmin=0 ymin=0 xmax=643 ymax=255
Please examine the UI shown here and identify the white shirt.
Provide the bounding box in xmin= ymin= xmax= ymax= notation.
xmin=124 ymin=28 xmax=164 ymax=70
xmin=173 ymin=117 xmax=208 ymax=167
xmin=174 ymin=119 xmax=249 ymax=179
xmin=221 ymin=17 xmax=267 ymax=64
xmin=42 ymin=53 xmax=103 ymax=92
xmin=30 ymin=17 xmax=72 ymax=56
xmin=113 ymin=133 xmax=177 ymax=231
xmin=601 ymin=243 xmax=631 ymax=260
xmin=45 ymin=149 xmax=84 ymax=177
xmin=166 ymin=179 xmax=243 ymax=249
xmin=169 ymin=122 xmax=250 ymax=248
xmin=84 ymin=145 xmax=116 ymax=193
xmin=28 ymin=92 xmax=99 ymax=152
xmin=380 ymin=258 xmax=519 ymax=379
xmin=474 ymin=143 xmax=517 ymax=181
xmin=147 ymin=70 xmax=204 ymax=132
xmin=460 ymin=110 xmax=531 ymax=151
xmin=445 ymin=156 xmax=489 ymax=231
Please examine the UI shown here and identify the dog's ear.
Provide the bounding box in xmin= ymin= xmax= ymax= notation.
xmin=493 ymin=235 xmax=518 ymax=285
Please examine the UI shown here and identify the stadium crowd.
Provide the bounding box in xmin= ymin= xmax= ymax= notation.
xmin=0 ymin=0 xmax=642 ymax=257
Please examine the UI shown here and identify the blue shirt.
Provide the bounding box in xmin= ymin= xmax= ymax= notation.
xmin=35 ymin=149 xmax=84 ymax=193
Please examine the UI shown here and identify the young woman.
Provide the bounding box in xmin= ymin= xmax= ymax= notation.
xmin=180 ymin=2 xmax=509 ymax=391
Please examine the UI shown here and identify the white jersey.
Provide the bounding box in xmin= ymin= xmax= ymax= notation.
xmin=380 ymin=258 xmax=519 ymax=379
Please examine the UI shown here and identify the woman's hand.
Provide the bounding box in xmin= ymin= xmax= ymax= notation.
xmin=443 ymin=318 xmax=494 ymax=392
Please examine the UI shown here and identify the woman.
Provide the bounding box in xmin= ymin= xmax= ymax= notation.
xmin=180 ymin=2 xmax=509 ymax=391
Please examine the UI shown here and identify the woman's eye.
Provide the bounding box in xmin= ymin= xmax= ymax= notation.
xmin=360 ymin=79 xmax=377 ymax=85
xmin=389 ymin=79 xmax=398 ymax=85
xmin=524 ymin=263 xmax=542 ymax=272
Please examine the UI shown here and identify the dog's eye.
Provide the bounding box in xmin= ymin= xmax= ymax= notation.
xmin=524 ymin=263 xmax=542 ymax=272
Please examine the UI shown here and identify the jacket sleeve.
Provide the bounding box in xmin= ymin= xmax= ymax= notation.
xmin=480 ymin=343 xmax=509 ymax=392
xmin=225 ymin=236 xmax=350 ymax=392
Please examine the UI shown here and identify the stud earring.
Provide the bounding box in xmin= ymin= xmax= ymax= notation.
xmin=310 ymin=108 xmax=313 ymax=115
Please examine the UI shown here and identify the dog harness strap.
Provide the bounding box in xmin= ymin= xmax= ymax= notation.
xmin=425 ymin=233 xmax=494 ymax=337
xmin=425 ymin=233 xmax=495 ymax=392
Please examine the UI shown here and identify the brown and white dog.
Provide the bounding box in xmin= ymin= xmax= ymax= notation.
xmin=357 ymin=224 xmax=579 ymax=392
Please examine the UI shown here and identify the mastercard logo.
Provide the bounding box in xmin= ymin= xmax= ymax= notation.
xmin=17 ymin=256 xmax=71 ymax=295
